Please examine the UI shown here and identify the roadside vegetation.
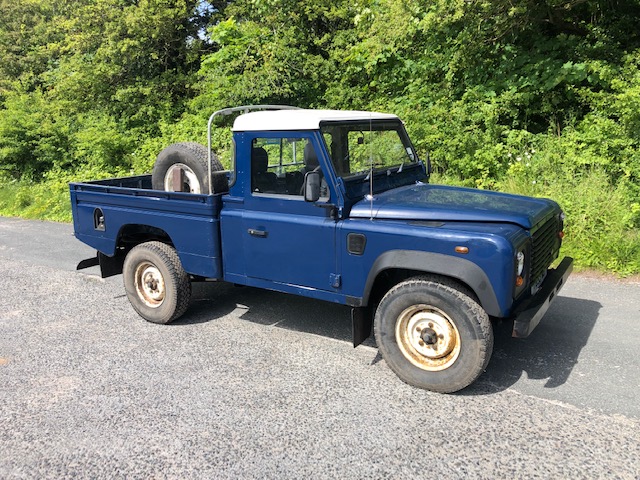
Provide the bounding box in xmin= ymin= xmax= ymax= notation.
xmin=0 ymin=0 xmax=638 ymax=275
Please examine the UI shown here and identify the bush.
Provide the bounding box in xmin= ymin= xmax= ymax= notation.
xmin=0 ymin=164 xmax=130 ymax=223
xmin=498 ymin=141 xmax=640 ymax=276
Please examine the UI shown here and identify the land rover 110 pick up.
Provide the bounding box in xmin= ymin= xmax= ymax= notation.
xmin=70 ymin=106 xmax=573 ymax=393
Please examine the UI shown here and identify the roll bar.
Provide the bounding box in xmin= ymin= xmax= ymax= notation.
xmin=206 ymin=105 xmax=301 ymax=195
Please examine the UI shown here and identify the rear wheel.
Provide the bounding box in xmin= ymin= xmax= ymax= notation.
xmin=374 ymin=276 xmax=493 ymax=393
xmin=123 ymin=241 xmax=191 ymax=324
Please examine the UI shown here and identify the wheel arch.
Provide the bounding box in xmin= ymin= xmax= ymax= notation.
xmin=362 ymin=250 xmax=502 ymax=317
xmin=116 ymin=223 xmax=174 ymax=251
xmin=95 ymin=224 xmax=175 ymax=278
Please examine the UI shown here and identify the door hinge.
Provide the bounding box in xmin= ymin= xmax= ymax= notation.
xmin=330 ymin=273 xmax=342 ymax=289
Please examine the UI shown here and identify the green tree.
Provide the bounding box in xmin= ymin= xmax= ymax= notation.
xmin=0 ymin=0 xmax=216 ymax=179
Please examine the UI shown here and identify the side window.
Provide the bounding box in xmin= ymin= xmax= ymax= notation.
xmin=320 ymin=127 xmax=348 ymax=177
xmin=251 ymin=137 xmax=326 ymax=198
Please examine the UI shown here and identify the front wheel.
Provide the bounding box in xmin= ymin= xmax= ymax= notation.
xmin=123 ymin=242 xmax=191 ymax=324
xmin=374 ymin=276 xmax=493 ymax=393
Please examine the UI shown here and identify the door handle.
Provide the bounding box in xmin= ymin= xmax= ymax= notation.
xmin=248 ymin=228 xmax=268 ymax=238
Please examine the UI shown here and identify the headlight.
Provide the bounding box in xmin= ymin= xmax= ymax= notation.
xmin=516 ymin=251 xmax=525 ymax=276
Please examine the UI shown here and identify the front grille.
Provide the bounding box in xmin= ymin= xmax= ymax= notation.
xmin=530 ymin=215 xmax=561 ymax=289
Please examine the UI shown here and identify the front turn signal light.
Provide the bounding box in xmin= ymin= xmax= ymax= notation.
xmin=515 ymin=276 xmax=524 ymax=287
xmin=558 ymin=231 xmax=565 ymax=239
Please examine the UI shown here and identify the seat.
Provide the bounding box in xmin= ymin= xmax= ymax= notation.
xmin=251 ymin=147 xmax=278 ymax=193
xmin=285 ymin=171 xmax=304 ymax=195
xmin=300 ymin=142 xmax=328 ymax=197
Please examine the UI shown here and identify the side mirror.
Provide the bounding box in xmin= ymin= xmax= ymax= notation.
xmin=303 ymin=171 xmax=321 ymax=202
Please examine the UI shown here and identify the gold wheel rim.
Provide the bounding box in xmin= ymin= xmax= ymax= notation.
xmin=395 ymin=304 xmax=461 ymax=371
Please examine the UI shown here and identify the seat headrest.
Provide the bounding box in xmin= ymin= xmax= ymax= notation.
xmin=303 ymin=142 xmax=319 ymax=170
xmin=252 ymin=147 xmax=269 ymax=174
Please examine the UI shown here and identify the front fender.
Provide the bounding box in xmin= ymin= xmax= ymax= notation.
xmin=362 ymin=250 xmax=502 ymax=317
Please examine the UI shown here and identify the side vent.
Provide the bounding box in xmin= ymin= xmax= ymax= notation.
xmin=347 ymin=233 xmax=366 ymax=255
xmin=93 ymin=208 xmax=105 ymax=231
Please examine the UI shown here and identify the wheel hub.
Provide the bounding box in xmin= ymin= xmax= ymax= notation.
xmin=420 ymin=327 xmax=438 ymax=345
xmin=134 ymin=262 xmax=166 ymax=308
xmin=395 ymin=304 xmax=461 ymax=371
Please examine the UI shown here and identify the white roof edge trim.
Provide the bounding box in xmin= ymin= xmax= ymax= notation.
xmin=232 ymin=109 xmax=400 ymax=132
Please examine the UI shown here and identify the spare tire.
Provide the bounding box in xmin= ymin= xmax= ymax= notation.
xmin=151 ymin=142 xmax=228 ymax=194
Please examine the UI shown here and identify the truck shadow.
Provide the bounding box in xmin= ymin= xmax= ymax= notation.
xmin=177 ymin=284 xmax=601 ymax=394
xmin=171 ymin=282 xmax=243 ymax=324
xmin=463 ymin=295 xmax=602 ymax=395
xmin=176 ymin=282 xmax=368 ymax=343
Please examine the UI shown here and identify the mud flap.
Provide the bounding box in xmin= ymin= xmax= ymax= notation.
xmin=352 ymin=306 xmax=374 ymax=347
xmin=77 ymin=251 xmax=124 ymax=278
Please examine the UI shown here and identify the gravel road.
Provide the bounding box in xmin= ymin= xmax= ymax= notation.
xmin=1 ymin=217 xmax=639 ymax=479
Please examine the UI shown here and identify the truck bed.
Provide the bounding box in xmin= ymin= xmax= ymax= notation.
xmin=70 ymin=175 xmax=225 ymax=279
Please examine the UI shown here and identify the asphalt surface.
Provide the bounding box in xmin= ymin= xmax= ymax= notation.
xmin=1 ymin=216 xmax=639 ymax=479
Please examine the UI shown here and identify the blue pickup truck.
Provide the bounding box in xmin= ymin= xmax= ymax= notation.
xmin=70 ymin=106 xmax=572 ymax=393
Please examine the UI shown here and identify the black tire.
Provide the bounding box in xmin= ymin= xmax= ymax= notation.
xmin=151 ymin=142 xmax=228 ymax=194
xmin=374 ymin=276 xmax=493 ymax=393
xmin=122 ymin=241 xmax=191 ymax=324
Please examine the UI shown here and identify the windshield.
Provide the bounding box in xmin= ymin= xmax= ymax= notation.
xmin=320 ymin=120 xmax=418 ymax=179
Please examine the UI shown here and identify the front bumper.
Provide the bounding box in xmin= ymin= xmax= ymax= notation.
xmin=511 ymin=257 xmax=573 ymax=338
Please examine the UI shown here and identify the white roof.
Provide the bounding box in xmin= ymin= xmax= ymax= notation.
xmin=232 ymin=109 xmax=399 ymax=132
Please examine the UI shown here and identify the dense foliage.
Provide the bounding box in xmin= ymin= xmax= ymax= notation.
xmin=0 ymin=0 xmax=639 ymax=274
